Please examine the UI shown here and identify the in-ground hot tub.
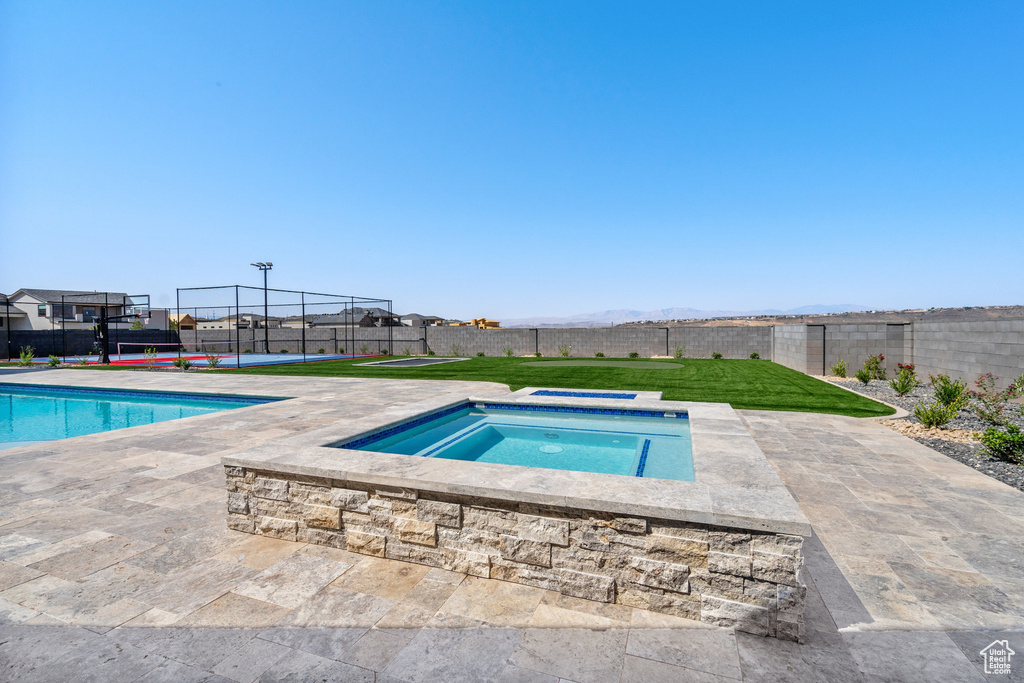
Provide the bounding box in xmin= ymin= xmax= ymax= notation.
xmin=334 ymin=401 xmax=694 ymax=481
xmin=223 ymin=388 xmax=811 ymax=641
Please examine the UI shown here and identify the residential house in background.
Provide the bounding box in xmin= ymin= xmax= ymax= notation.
xmin=3 ymin=289 xmax=168 ymax=331
xmin=400 ymin=313 xmax=444 ymax=327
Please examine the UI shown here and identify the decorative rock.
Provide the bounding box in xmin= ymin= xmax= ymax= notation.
xmin=648 ymin=535 xmax=710 ymax=568
xmin=377 ymin=486 xmax=417 ymax=500
xmin=701 ymin=595 xmax=769 ymax=636
xmin=516 ymin=514 xmax=569 ymax=545
xmin=256 ymin=516 xmax=298 ymax=541
xmin=709 ymin=530 xmax=751 ymax=555
xmin=227 ymin=513 xmax=254 ymax=533
xmin=346 ymin=530 xmax=386 ymax=557
xmin=417 ymin=499 xmax=462 ymax=527
xmin=751 ymin=550 xmax=800 ymax=586
xmin=558 ymin=569 xmax=615 ymax=603
xmin=500 ymin=535 xmax=551 ymax=567
xmin=304 ymin=504 xmax=341 ymax=530
xmin=626 ymin=557 xmax=690 ymax=592
xmin=708 ymin=551 xmax=752 ymax=578
xmin=331 ymin=487 xmax=369 ymax=512
xmin=227 ymin=492 xmax=249 ymax=515
xmin=395 ymin=517 xmax=437 ymax=547
xmin=252 ymin=477 xmax=289 ymax=501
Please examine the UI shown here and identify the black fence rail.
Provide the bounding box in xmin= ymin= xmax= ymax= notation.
xmin=7 ymin=330 xmax=180 ymax=359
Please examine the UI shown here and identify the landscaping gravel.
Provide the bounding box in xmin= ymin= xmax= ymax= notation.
xmin=827 ymin=376 xmax=1024 ymax=493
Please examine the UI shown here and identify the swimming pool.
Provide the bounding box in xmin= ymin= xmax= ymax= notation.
xmin=0 ymin=383 xmax=280 ymax=450
xmin=337 ymin=401 xmax=694 ymax=481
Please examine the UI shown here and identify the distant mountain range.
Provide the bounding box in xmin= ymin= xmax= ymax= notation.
xmin=502 ymin=305 xmax=869 ymax=328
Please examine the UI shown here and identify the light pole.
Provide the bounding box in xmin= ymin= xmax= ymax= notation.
xmin=250 ymin=262 xmax=273 ymax=353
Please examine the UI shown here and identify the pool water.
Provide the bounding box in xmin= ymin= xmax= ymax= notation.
xmin=340 ymin=402 xmax=694 ymax=481
xmin=0 ymin=383 xmax=278 ymax=450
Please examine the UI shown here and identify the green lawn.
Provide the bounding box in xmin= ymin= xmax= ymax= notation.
xmin=213 ymin=356 xmax=893 ymax=417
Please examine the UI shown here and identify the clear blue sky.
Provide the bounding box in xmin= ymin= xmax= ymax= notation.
xmin=1 ymin=1 xmax=1021 ymax=319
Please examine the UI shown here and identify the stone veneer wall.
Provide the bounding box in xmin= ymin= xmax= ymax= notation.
xmin=225 ymin=466 xmax=807 ymax=641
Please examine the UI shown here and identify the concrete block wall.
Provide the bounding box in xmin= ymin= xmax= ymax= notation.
xmin=771 ymin=325 xmax=810 ymax=374
xmin=913 ymin=320 xmax=1024 ymax=390
xmin=181 ymin=326 xmax=771 ymax=359
xmin=822 ymin=324 xmax=908 ymax=376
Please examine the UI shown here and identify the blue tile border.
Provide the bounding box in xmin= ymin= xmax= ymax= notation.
xmin=530 ymin=390 xmax=638 ymax=399
xmin=481 ymin=402 xmax=687 ymax=420
xmin=340 ymin=402 xmax=473 ymax=449
xmin=635 ymin=439 xmax=651 ymax=477
xmin=0 ymin=383 xmax=282 ymax=406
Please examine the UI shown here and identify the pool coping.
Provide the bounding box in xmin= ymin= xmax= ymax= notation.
xmin=223 ymin=390 xmax=811 ymax=536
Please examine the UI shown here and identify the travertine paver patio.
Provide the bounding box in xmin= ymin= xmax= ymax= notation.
xmin=0 ymin=369 xmax=1022 ymax=682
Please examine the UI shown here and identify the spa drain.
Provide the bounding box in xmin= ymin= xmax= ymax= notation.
xmin=539 ymin=444 xmax=564 ymax=454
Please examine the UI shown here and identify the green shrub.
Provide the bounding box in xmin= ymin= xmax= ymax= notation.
xmin=476 ymin=351 xmax=485 ymax=357
xmin=855 ymin=367 xmax=872 ymax=384
xmin=534 ymin=351 xmax=542 ymax=357
xmin=280 ymin=349 xmax=288 ymax=354
xmin=205 ymin=354 xmax=221 ymax=369
xmin=360 ymin=343 xmax=370 ymax=355
xmin=628 ymin=352 xmax=640 ymax=359
xmin=76 ymin=356 xmax=89 ymax=365
xmin=673 ymin=345 xmax=686 ymax=359
xmin=888 ymin=368 xmax=920 ymax=397
xmin=749 ymin=352 xmax=760 ymax=360
xmin=449 ymin=343 xmax=464 ymax=357
xmin=711 ymin=352 xmax=723 ymax=359
xmin=17 ymin=346 xmax=35 ymax=366
xmin=502 ymin=347 xmax=514 ymax=357
xmin=930 ymin=374 xmax=967 ymax=406
xmin=402 ymin=346 xmax=411 ymax=356
xmin=595 ymin=352 xmax=605 ymax=358
xmin=830 ymin=359 xmax=848 ymax=377
xmin=381 ymin=349 xmax=389 ymax=356
xmin=558 ymin=344 xmax=571 ymax=357
xmin=427 ymin=349 xmax=436 ymax=356
xmin=978 ymin=424 xmax=1024 ymax=464
xmin=863 ymin=354 xmax=886 ymax=380
xmin=913 ymin=399 xmax=961 ymax=428
xmin=173 ymin=357 xmax=193 ymax=370
xmin=970 ymin=373 xmax=1016 ymax=426
xmin=47 ymin=355 xmax=60 ymax=367
xmin=317 ymin=348 xmax=325 ymax=354
xmin=144 ymin=347 xmax=158 ymax=365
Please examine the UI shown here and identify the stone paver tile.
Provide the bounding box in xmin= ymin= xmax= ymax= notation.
xmin=132 ymin=558 xmax=260 ymax=615
xmin=274 ymin=584 xmax=394 ymax=628
xmin=436 ymin=575 xmax=545 ymax=628
xmin=735 ymin=630 xmax=864 ymax=682
xmin=8 ymin=529 xmax=113 ymax=566
xmin=110 ymin=626 xmax=258 ymax=671
xmin=495 ymin=665 xmax=559 ymax=682
xmin=887 ymin=561 xmax=1024 ymax=629
xmin=338 ymin=627 xmax=413 ymax=671
xmin=176 ymin=592 xmax=291 ymax=628
xmin=840 ymin=567 xmax=942 ymax=629
xmin=538 ymin=591 xmax=632 ymax=624
xmin=234 ymin=553 xmax=352 ymax=609
xmin=0 ymin=624 xmax=104 ymax=680
xmin=257 ymin=626 xmax=368 ymax=661
xmin=375 ymin=573 xmax=461 ymax=630
xmin=620 ymin=654 xmax=736 ymax=682
xmin=0 ymin=532 xmax=49 ymax=561
xmin=844 ymin=631 xmax=987 ymax=683
xmin=122 ymin=607 xmax=183 ymax=627
xmin=136 ymin=657 xmax=236 ymax=683
xmin=331 ymin=554 xmax=430 ymax=601
xmin=147 ymin=484 xmax=226 ymax=509
xmin=211 ymin=635 xmax=295 ymax=683
xmin=528 ymin=602 xmax=626 ymax=630
xmin=629 ymin=608 xmax=715 ymax=629
xmin=210 ymin=533 xmax=303 ymax=570
xmin=914 ymin=550 xmax=978 ymax=573
xmin=511 ymin=627 xmax=628 ymax=683
xmin=0 ymin=507 xmax=125 ymax=543
xmin=17 ymin=631 xmax=166 ymax=683
xmin=125 ymin=526 xmax=240 ymax=575
xmin=0 ymin=596 xmax=38 ymax=624
xmin=30 ymin=532 xmax=155 ymax=581
xmin=0 ymin=560 xmax=43 ymax=591
xmin=102 ymin=505 xmax=215 ymax=545
xmin=625 ymin=628 xmax=741 ymax=681
xmin=254 ymin=649 xmax=374 ymax=682
xmin=422 ymin=566 xmax=468 ymax=585
xmin=383 ymin=626 xmax=524 ymax=683
xmin=947 ymin=630 xmax=1024 ymax=682
xmin=125 ymin=480 xmax=192 ymax=504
